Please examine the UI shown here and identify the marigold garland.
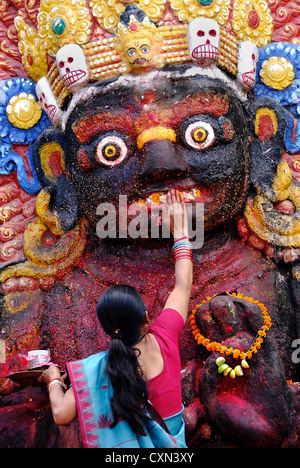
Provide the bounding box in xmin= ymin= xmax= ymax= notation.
xmin=189 ymin=292 xmax=272 ymax=378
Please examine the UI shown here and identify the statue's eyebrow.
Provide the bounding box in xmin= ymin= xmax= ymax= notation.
xmin=72 ymin=111 xmax=136 ymax=145
xmin=72 ymin=92 xmax=230 ymax=145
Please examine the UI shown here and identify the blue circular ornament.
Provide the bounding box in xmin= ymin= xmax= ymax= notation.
xmin=52 ymin=18 xmax=66 ymax=36
xmin=197 ymin=0 xmax=214 ymax=5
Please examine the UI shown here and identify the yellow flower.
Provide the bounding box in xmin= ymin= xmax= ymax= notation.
xmin=260 ymin=57 xmax=295 ymax=90
xmin=37 ymin=0 xmax=92 ymax=57
xmin=15 ymin=17 xmax=48 ymax=82
xmin=6 ymin=93 xmax=42 ymax=130
xmin=232 ymin=0 xmax=273 ymax=47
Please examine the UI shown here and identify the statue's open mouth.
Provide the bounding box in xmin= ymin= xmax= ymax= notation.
xmin=134 ymin=187 xmax=202 ymax=208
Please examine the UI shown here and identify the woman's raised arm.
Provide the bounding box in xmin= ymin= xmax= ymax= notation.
xmin=163 ymin=189 xmax=193 ymax=323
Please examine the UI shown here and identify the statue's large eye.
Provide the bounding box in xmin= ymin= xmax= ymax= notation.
xmin=184 ymin=121 xmax=215 ymax=150
xmin=96 ymin=135 xmax=128 ymax=166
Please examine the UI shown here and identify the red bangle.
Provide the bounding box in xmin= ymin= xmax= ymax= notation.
xmin=173 ymin=253 xmax=193 ymax=262
xmin=174 ymin=236 xmax=189 ymax=243
xmin=173 ymin=246 xmax=192 ymax=252
xmin=174 ymin=257 xmax=193 ymax=263
xmin=47 ymin=378 xmax=67 ymax=393
xmin=173 ymin=245 xmax=192 ymax=251
xmin=174 ymin=252 xmax=193 ymax=258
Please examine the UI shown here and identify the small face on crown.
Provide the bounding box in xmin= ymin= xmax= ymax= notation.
xmin=123 ymin=37 xmax=154 ymax=71
xmin=116 ymin=5 xmax=161 ymax=74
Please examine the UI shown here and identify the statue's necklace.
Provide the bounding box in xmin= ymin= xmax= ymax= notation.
xmin=190 ymin=292 xmax=272 ymax=378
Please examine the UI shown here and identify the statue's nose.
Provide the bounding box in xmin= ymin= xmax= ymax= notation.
xmin=140 ymin=139 xmax=188 ymax=180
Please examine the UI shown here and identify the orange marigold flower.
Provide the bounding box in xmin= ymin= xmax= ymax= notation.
xmin=191 ymin=293 xmax=270 ymax=363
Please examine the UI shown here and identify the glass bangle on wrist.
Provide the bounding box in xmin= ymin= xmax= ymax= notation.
xmin=47 ymin=378 xmax=67 ymax=393
xmin=172 ymin=241 xmax=193 ymax=263
xmin=172 ymin=240 xmax=193 ymax=250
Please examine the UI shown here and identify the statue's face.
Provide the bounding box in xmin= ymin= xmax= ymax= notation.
xmin=66 ymin=74 xmax=250 ymax=237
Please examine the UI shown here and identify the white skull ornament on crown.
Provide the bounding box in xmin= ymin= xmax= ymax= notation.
xmin=56 ymin=44 xmax=89 ymax=93
xmin=36 ymin=77 xmax=62 ymax=126
xmin=237 ymin=41 xmax=259 ymax=90
xmin=187 ymin=17 xmax=220 ymax=66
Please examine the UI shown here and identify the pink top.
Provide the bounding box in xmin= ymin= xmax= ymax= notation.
xmin=147 ymin=308 xmax=184 ymax=419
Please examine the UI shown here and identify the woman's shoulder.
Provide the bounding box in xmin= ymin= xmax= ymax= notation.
xmin=149 ymin=308 xmax=184 ymax=337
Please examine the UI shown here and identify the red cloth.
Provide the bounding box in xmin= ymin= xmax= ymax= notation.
xmin=147 ymin=308 xmax=184 ymax=419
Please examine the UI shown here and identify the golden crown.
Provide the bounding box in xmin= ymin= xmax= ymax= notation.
xmin=14 ymin=0 xmax=277 ymax=124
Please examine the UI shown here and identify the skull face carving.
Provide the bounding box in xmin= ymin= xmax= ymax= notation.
xmin=56 ymin=44 xmax=89 ymax=93
xmin=237 ymin=41 xmax=258 ymax=89
xmin=187 ymin=18 xmax=220 ymax=66
xmin=36 ymin=77 xmax=62 ymax=126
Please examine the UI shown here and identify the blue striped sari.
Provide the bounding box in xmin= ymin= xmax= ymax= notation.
xmin=67 ymin=352 xmax=187 ymax=448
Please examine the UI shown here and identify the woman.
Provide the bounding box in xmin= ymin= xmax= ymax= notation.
xmin=39 ymin=188 xmax=193 ymax=448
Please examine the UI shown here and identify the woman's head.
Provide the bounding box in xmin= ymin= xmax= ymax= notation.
xmin=96 ymin=285 xmax=149 ymax=434
xmin=96 ymin=284 xmax=147 ymax=346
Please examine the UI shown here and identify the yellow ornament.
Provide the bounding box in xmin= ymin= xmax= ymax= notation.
xmin=37 ymin=0 xmax=92 ymax=57
xmin=90 ymin=0 xmax=166 ymax=34
xmin=170 ymin=0 xmax=230 ymax=26
xmin=232 ymin=0 xmax=273 ymax=47
xmin=260 ymin=56 xmax=295 ymax=90
xmin=15 ymin=17 xmax=48 ymax=82
xmin=6 ymin=93 xmax=42 ymax=130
